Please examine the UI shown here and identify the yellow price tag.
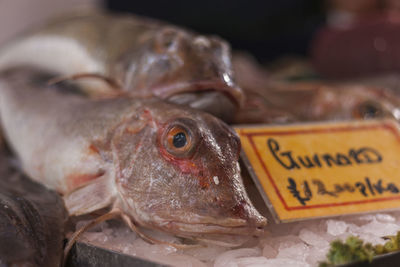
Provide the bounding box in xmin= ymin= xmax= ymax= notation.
xmin=236 ymin=120 xmax=400 ymax=222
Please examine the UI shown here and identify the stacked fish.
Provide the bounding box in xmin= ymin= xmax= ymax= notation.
xmin=0 ymin=12 xmax=267 ymax=266
xmin=2 ymin=11 xmax=400 ymax=267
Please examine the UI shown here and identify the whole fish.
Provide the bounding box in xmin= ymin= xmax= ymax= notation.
xmin=0 ymin=67 xmax=266 ymax=244
xmin=232 ymin=54 xmax=400 ymax=124
xmin=236 ymin=82 xmax=400 ymax=123
xmin=0 ymin=147 xmax=67 ymax=267
xmin=0 ymin=12 xmax=244 ymax=122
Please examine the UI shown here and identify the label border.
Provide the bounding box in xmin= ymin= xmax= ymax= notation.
xmin=240 ymin=122 xmax=400 ymax=212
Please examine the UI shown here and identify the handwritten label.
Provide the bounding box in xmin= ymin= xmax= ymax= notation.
xmin=235 ymin=120 xmax=400 ymax=222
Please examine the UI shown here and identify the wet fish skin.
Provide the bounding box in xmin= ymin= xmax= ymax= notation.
xmin=0 ymin=148 xmax=67 ymax=267
xmin=0 ymin=12 xmax=244 ymax=122
xmin=0 ymin=67 xmax=266 ymax=239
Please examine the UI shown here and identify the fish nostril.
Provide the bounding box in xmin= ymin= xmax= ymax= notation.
xmin=257 ymin=217 xmax=268 ymax=227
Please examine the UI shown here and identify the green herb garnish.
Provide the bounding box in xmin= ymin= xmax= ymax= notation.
xmin=319 ymin=231 xmax=400 ymax=266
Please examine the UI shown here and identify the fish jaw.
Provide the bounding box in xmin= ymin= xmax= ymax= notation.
xmin=165 ymin=221 xmax=266 ymax=237
xmin=149 ymin=79 xmax=244 ymax=122
xmin=119 ymin=195 xmax=267 ymax=239
xmin=168 ymin=91 xmax=237 ymax=123
xmin=117 ymin=172 xmax=268 ymax=240
xmin=162 ymin=79 xmax=242 ymax=123
xmin=152 ymin=79 xmax=245 ymax=108
xmin=126 ymin=79 xmax=245 ymax=123
xmin=117 ymin=169 xmax=268 ymax=239
xmin=151 ymin=203 xmax=267 ymax=237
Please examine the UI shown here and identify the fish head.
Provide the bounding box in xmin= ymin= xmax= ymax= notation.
xmin=119 ymin=27 xmax=244 ymax=122
xmin=308 ymin=85 xmax=400 ymax=121
xmin=112 ymin=101 xmax=266 ymax=239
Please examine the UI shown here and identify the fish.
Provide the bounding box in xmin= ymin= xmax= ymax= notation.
xmin=236 ymin=82 xmax=400 ymax=123
xmin=0 ymin=12 xmax=244 ymax=122
xmin=232 ymin=54 xmax=400 ymax=124
xmin=0 ymin=147 xmax=67 ymax=267
xmin=0 ymin=66 xmax=266 ymax=246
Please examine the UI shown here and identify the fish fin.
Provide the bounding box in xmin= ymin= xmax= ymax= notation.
xmin=63 ymin=209 xmax=120 ymax=267
xmin=64 ymin=174 xmax=115 ymax=216
xmin=47 ymin=72 xmax=123 ymax=97
xmin=120 ymin=213 xmax=202 ymax=249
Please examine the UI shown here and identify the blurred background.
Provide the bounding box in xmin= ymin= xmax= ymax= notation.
xmin=107 ymin=1 xmax=324 ymax=63
xmin=0 ymin=0 xmax=322 ymax=61
xmin=1 ymin=0 xmax=400 ymax=79
xmin=0 ymin=0 xmax=99 ymax=45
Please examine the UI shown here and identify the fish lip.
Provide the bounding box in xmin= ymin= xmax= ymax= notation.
xmin=151 ymin=79 xmax=245 ymax=108
xmin=161 ymin=221 xmax=266 ymax=237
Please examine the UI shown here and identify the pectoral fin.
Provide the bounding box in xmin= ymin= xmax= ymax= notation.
xmin=64 ymin=174 xmax=115 ymax=216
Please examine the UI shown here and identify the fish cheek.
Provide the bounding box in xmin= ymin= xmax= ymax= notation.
xmin=111 ymin=123 xmax=178 ymax=222
xmin=111 ymin=121 xmax=153 ymax=192
xmin=123 ymin=150 xmax=203 ymax=224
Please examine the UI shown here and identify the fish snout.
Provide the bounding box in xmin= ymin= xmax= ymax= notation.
xmin=231 ymin=199 xmax=267 ymax=233
xmin=250 ymin=215 xmax=268 ymax=236
xmin=251 ymin=212 xmax=268 ymax=228
xmin=244 ymin=210 xmax=267 ymax=236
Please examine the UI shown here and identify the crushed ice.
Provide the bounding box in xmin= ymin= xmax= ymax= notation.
xmin=76 ymin=211 xmax=400 ymax=267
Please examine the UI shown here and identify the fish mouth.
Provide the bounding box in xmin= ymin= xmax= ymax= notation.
xmin=158 ymin=219 xmax=266 ymax=238
xmin=167 ymin=91 xmax=237 ymax=122
xmin=151 ymin=79 xmax=245 ymax=108
xmin=172 ymin=222 xmax=265 ymax=247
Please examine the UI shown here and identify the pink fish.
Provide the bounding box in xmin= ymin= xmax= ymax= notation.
xmin=232 ymin=54 xmax=400 ymax=124
xmin=0 ymin=67 xmax=266 ymax=249
xmin=0 ymin=12 xmax=244 ymax=122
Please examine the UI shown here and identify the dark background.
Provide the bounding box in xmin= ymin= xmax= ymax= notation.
xmin=107 ymin=1 xmax=325 ymax=63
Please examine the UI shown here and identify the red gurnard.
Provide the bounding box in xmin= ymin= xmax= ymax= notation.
xmin=0 ymin=12 xmax=244 ymax=122
xmin=0 ymin=67 xmax=265 ymax=243
xmin=232 ymin=54 xmax=400 ymax=124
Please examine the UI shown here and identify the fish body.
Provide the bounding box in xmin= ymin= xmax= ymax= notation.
xmin=0 ymin=67 xmax=265 ymax=239
xmin=0 ymin=148 xmax=67 ymax=267
xmin=0 ymin=12 xmax=243 ymax=122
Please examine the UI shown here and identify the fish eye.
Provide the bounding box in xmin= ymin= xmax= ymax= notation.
xmin=172 ymin=132 xmax=187 ymax=148
xmin=355 ymin=101 xmax=383 ymax=119
xmin=156 ymin=28 xmax=179 ymax=51
xmin=164 ymin=123 xmax=195 ymax=158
